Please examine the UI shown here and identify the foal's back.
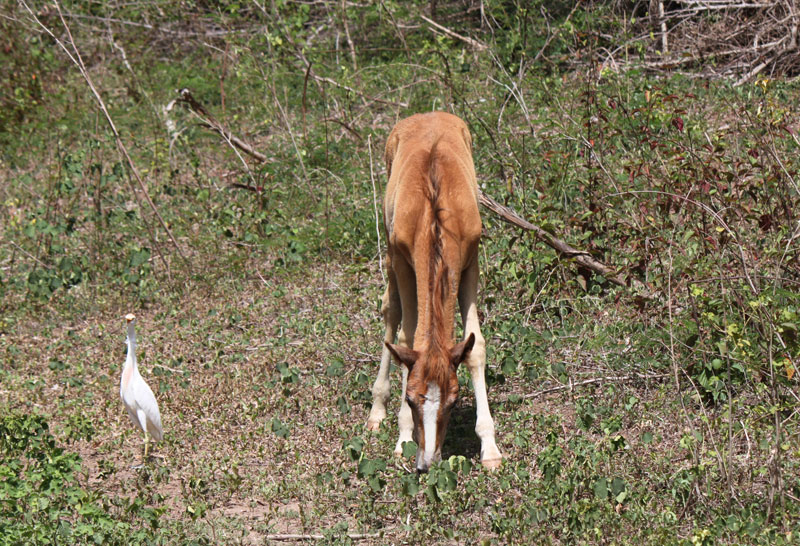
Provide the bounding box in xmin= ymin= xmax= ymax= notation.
xmin=383 ymin=112 xmax=481 ymax=269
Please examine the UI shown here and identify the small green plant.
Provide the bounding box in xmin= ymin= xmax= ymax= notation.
xmin=0 ymin=411 xmax=169 ymax=543
xmin=63 ymin=412 xmax=95 ymax=444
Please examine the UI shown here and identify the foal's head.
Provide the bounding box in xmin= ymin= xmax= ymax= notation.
xmin=387 ymin=333 xmax=475 ymax=473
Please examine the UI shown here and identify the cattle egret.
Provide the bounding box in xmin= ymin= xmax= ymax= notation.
xmin=121 ymin=313 xmax=163 ymax=460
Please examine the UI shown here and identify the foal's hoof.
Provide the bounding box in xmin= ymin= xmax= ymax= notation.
xmin=366 ymin=419 xmax=382 ymax=431
xmin=481 ymin=457 xmax=502 ymax=471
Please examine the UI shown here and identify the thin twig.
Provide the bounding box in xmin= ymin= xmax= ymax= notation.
xmin=367 ymin=135 xmax=384 ymax=285
xmin=420 ymin=14 xmax=487 ymax=50
xmin=523 ymin=373 xmax=669 ymax=399
xmin=302 ymin=61 xmax=312 ymax=140
xmin=311 ymin=72 xmax=408 ymax=108
xmin=265 ymin=533 xmax=380 ymax=541
xmin=322 ymin=117 xmax=363 ymax=141
xmin=341 ymin=0 xmax=358 ymax=72
xmin=271 ymin=83 xmax=307 ymax=180
xmin=152 ymin=363 xmax=185 ymax=374
xmin=176 ymin=88 xmax=268 ymax=163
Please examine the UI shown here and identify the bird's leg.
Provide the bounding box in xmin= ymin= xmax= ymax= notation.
xmin=143 ymin=430 xmax=150 ymax=460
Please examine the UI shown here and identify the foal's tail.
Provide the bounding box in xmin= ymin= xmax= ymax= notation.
xmin=426 ymin=140 xmax=451 ymax=356
xmin=426 ymin=139 xmax=445 ymax=278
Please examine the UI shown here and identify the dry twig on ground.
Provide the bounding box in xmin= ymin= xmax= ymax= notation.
xmin=523 ymin=372 xmax=670 ymax=400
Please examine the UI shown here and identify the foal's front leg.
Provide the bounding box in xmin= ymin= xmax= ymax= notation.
xmin=392 ymin=256 xmax=417 ymax=456
xmin=459 ymin=261 xmax=502 ymax=469
xmin=367 ymin=271 xmax=401 ymax=430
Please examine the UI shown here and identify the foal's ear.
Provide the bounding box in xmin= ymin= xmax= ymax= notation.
xmin=450 ymin=333 xmax=476 ymax=368
xmin=386 ymin=342 xmax=418 ymax=370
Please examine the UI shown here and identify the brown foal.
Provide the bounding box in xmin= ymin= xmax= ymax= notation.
xmin=367 ymin=112 xmax=502 ymax=472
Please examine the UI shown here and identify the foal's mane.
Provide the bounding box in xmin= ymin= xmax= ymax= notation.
xmin=422 ymin=142 xmax=454 ymax=386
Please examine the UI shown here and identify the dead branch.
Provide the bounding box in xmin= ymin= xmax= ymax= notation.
xmin=631 ymin=0 xmax=800 ymax=81
xmin=368 ymin=135 xmax=384 ymax=283
xmin=322 ymin=117 xmax=363 ymax=141
xmin=477 ymin=192 xmax=639 ymax=289
xmin=522 ymin=373 xmax=670 ymax=400
xmin=734 ymin=52 xmax=780 ymax=86
xmin=175 ymin=88 xmax=268 ymax=163
xmin=340 ymin=0 xmax=358 ymax=72
xmin=265 ymin=533 xmax=380 ymax=541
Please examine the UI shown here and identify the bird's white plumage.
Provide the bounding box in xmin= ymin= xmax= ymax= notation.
xmin=121 ymin=315 xmax=163 ymax=445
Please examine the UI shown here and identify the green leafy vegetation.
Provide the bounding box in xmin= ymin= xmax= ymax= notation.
xmin=1 ymin=0 xmax=798 ymax=543
xmin=0 ymin=412 xmax=188 ymax=544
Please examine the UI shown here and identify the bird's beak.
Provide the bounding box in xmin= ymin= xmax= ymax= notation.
xmin=125 ymin=314 xmax=136 ymax=323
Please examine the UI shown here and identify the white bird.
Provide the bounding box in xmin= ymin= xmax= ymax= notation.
xmin=121 ymin=313 xmax=163 ymax=460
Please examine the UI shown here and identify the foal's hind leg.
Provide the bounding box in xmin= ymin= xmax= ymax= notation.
xmin=367 ymin=262 xmax=401 ymax=430
xmin=459 ymin=259 xmax=502 ymax=469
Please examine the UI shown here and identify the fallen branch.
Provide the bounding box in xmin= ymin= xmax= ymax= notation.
xmin=175 ymin=88 xmax=268 ymax=163
xmin=734 ymin=52 xmax=780 ymax=86
xmin=523 ymin=373 xmax=669 ymax=399
xmin=265 ymin=533 xmax=380 ymax=541
xmin=477 ymin=192 xmax=636 ymax=289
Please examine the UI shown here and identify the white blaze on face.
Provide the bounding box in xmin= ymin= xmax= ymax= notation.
xmin=422 ymin=381 xmax=441 ymax=465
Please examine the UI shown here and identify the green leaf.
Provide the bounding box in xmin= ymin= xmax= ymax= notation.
xmin=401 ymin=473 xmax=420 ymax=496
xmin=326 ymin=359 xmax=344 ymax=377
xmin=129 ymin=248 xmax=151 ymax=268
xmin=367 ymin=475 xmax=385 ymax=492
xmin=344 ymin=437 xmax=364 ymax=461
xmin=436 ymin=468 xmax=457 ymax=492
xmin=611 ymin=477 xmax=626 ymax=498
xmin=447 ymin=455 xmax=472 ymax=474
xmin=401 ymin=441 xmax=417 ymax=459
xmin=424 ymin=483 xmax=442 ymax=503
xmin=270 ymin=417 xmax=290 ymax=438
xmin=501 ymin=357 xmax=517 ymax=375
xmin=357 ymin=457 xmax=385 ymax=479
xmin=336 ymin=395 xmax=350 ymax=415
xmin=357 ymin=458 xmax=376 ymax=478
xmin=593 ymin=478 xmax=608 ymax=499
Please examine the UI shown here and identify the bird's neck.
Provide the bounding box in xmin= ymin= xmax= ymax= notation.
xmin=126 ymin=326 xmax=138 ymax=370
